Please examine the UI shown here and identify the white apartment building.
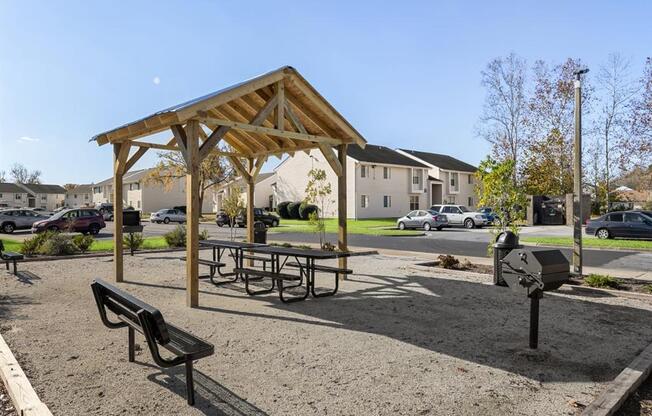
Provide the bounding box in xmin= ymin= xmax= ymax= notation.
xmin=212 ymin=172 xmax=276 ymax=213
xmin=0 ymin=183 xmax=29 ymax=208
xmin=15 ymin=183 xmax=66 ymax=211
xmin=273 ymin=144 xmax=430 ymax=219
xmin=396 ymin=149 xmax=478 ymax=209
xmin=64 ymin=184 xmax=93 ymax=208
xmin=92 ymin=168 xmax=212 ymax=213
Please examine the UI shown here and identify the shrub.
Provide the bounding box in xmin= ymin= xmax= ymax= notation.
xmin=73 ymin=234 xmax=95 ymax=253
xmin=276 ymin=201 xmax=291 ymax=219
xmin=585 ymin=274 xmax=621 ymax=289
xmin=643 ymin=284 xmax=652 ymax=294
xmin=437 ymin=254 xmax=460 ymax=269
xmin=20 ymin=231 xmax=55 ymax=256
xmin=299 ymin=203 xmax=319 ymax=220
xmin=122 ymin=233 xmax=144 ymax=251
xmin=199 ymin=229 xmax=210 ymax=240
xmin=287 ymin=202 xmax=301 ymax=219
xmin=164 ymin=225 xmax=186 ymax=247
xmin=38 ymin=234 xmax=80 ymax=256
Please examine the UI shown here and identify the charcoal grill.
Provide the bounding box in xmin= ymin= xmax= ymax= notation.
xmin=500 ymin=248 xmax=569 ymax=348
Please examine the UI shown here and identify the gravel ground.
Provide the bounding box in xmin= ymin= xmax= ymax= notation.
xmin=0 ymin=379 xmax=17 ymax=416
xmin=2 ymin=252 xmax=652 ymax=415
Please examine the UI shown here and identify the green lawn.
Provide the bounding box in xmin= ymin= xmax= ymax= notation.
xmin=1 ymin=236 xmax=171 ymax=254
xmin=521 ymin=236 xmax=652 ymax=251
xmin=271 ymin=218 xmax=423 ymax=236
xmin=0 ymin=238 xmax=23 ymax=253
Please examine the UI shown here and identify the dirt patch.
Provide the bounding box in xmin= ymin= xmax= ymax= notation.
xmin=416 ymin=259 xmax=493 ymax=274
xmin=0 ymin=378 xmax=17 ymax=416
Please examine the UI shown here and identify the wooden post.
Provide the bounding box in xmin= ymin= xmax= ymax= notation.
xmin=113 ymin=143 xmax=128 ymax=283
xmin=337 ymin=144 xmax=348 ymax=276
xmin=185 ymin=121 xmax=200 ymax=307
xmin=246 ymin=158 xmax=255 ymax=244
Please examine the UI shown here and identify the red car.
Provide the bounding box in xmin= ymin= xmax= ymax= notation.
xmin=32 ymin=208 xmax=106 ymax=235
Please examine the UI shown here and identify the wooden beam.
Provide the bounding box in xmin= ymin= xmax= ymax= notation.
xmin=228 ymin=156 xmax=251 ymax=183
xmin=199 ymin=117 xmax=340 ymax=145
xmin=131 ymin=142 xmax=178 ymax=151
xmin=246 ymin=158 xmax=255 ymax=244
xmin=337 ymin=144 xmax=348 ymax=274
xmin=198 ymin=125 xmax=229 ymax=160
xmin=220 ymin=101 xmax=281 ymax=150
xmin=124 ymin=147 xmax=148 ymax=173
xmin=113 ymin=143 xmax=129 ymax=283
xmin=276 ymin=80 xmax=285 ymax=130
xmin=185 ymin=120 xmax=200 ymax=308
xmin=171 ymin=124 xmax=189 ymax=164
xmin=250 ymin=156 xmax=267 ymax=179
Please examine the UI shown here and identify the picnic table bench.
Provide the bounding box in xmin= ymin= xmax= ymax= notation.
xmin=181 ymin=257 xmax=226 ymax=279
xmin=91 ymin=279 xmax=214 ymax=405
xmin=199 ymin=240 xmax=268 ymax=285
xmin=0 ymin=240 xmax=23 ymax=275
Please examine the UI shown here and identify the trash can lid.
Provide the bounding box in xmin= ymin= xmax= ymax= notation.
xmin=494 ymin=231 xmax=519 ymax=248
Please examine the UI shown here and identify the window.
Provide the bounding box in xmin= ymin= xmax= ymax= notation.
xmin=137 ymin=201 xmax=141 ymax=209
xmin=468 ymin=197 xmax=473 ymax=207
xmin=431 ymin=205 xmax=441 ymax=212
xmin=450 ymin=173 xmax=459 ymax=192
xmin=625 ymin=213 xmax=644 ymax=223
xmin=15 ymin=194 xmax=21 ymax=200
xmin=93 ymin=186 xmax=101 ymax=193
xmin=41 ymin=195 xmax=47 ymax=201
xmin=409 ymin=195 xmax=419 ymax=210
xmin=448 ymin=195 xmax=456 ymax=204
xmin=441 ymin=206 xmax=454 ymax=214
xmin=360 ymin=194 xmax=369 ymax=208
xmin=360 ymin=165 xmax=369 ymax=178
xmin=85 ymin=194 xmax=89 ymax=200
xmin=607 ymin=213 xmax=623 ymax=222
xmin=0 ymin=193 xmax=3 ymax=198
xmin=412 ymin=172 xmax=420 ymax=185
xmin=383 ymin=195 xmax=391 ymax=208
xmin=468 ymin=174 xmax=473 ymax=184
xmin=383 ymin=167 xmax=391 ymax=179
xmin=74 ymin=194 xmax=78 ymax=198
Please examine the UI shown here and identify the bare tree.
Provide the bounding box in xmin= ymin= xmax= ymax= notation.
xmin=10 ymin=163 xmax=42 ymax=184
xmin=627 ymin=57 xmax=652 ymax=178
xmin=593 ymin=53 xmax=639 ymax=210
xmin=479 ymin=53 xmax=527 ymax=183
xmin=0 ymin=171 xmax=5 ymax=182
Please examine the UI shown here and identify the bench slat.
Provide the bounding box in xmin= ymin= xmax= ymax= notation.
xmin=286 ymin=262 xmax=352 ymax=274
xmin=234 ymin=268 xmax=301 ymax=281
xmin=229 ymin=254 xmax=272 ymax=262
xmin=181 ymin=258 xmax=225 ymax=267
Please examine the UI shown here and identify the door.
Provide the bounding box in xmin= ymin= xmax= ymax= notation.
xmin=16 ymin=211 xmax=31 ymax=228
xmin=405 ymin=211 xmax=419 ymax=227
xmin=415 ymin=210 xmax=429 ymax=228
xmin=28 ymin=198 xmax=36 ymax=208
xmin=606 ymin=212 xmax=626 ymax=237
xmin=441 ymin=206 xmax=461 ymax=224
xmin=625 ymin=213 xmax=652 ymax=238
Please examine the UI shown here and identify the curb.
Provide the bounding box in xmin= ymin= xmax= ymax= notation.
xmin=0 ymin=332 xmax=53 ymax=415
xmin=521 ymin=241 xmax=652 ymax=253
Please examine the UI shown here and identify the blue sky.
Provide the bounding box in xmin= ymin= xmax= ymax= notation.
xmin=1 ymin=1 xmax=650 ymax=184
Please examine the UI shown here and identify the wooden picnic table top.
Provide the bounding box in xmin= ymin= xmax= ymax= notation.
xmin=199 ymin=240 xmax=267 ymax=249
xmin=247 ymin=245 xmax=354 ymax=259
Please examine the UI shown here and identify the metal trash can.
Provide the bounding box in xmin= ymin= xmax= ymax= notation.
xmin=253 ymin=221 xmax=267 ymax=244
xmin=500 ymin=247 xmax=570 ymax=349
xmin=493 ymin=231 xmax=521 ymax=286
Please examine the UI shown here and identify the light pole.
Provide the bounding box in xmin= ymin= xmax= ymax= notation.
xmin=573 ymin=68 xmax=589 ymax=276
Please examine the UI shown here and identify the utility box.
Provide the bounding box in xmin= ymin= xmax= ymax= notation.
xmin=493 ymin=231 xmax=521 ymax=286
xmin=123 ymin=210 xmax=141 ymax=227
xmin=253 ymin=221 xmax=267 ymax=244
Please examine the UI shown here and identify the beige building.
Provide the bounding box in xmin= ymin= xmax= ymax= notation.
xmin=274 ymin=144 xmax=430 ymax=219
xmin=212 ymin=172 xmax=276 ymax=213
xmin=64 ymin=184 xmax=93 ymax=207
xmin=0 ymin=183 xmax=30 ymax=208
xmin=396 ymin=149 xmax=478 ymax=209
xmin=92 ymin=168 xmax=212 ymax=213
xmin=15 ymin=183 xmax=66 ymax=211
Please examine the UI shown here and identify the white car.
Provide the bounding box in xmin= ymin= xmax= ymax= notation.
xmin=430 ymin=205 xmax=489 ymax=229
xmin=150 ymin=208 xmax=186 ymax=224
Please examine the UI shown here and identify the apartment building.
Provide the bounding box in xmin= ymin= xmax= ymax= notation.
xmin=64 ymin=184 xmax=93 ymax=208
xmin=0 ymin=183 xmax=29 ymax=208
xmin=15 ymin=183 xmax=66 ymax=211
xmin=212 ymin=172 xmax=276 ymax=213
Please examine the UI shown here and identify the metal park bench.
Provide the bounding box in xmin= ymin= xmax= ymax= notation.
xmin=0 ymin=240 xmax=24 ymax=275
xmin=181 ymin=257 xmax=226 ymax=279
xmin=91 ymin=279 xmax=214 ymax=405
xmin=286 ymin=262 xmax=352 ymax=297
xmin=235 ymin=267 xmax=308 ymax=303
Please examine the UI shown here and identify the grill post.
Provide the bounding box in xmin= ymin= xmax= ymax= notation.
xmin=529 ymin=291 xmax=542 ymax=349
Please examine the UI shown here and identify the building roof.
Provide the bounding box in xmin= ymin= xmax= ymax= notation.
xmin=0 ymin=183 xmax=27 ymax=193
xmin=398 ymin=149 xmax=477 ymax=172
xmin=66 ymin=184 xmax=93 ymax=194
xmin=428 ymin=175 xmax=443 ymax=183
xmin=347 ymin=144 xmax=428 ymax=168
xmin=216 ymin=172 xmax=275 ymax=191
xmin=95 ymin=169 xmax=150 ymax=187
xmin=18 ymin=183 xmax=67 ymax=194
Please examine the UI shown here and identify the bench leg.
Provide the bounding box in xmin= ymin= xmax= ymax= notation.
xmin=311 ymin=272 xmax=341 ymax=298
xmin=12 ymin=260 xmax=17 ymax=276
xmin=185 ymin=360 xmax=195 ymax=406
xmin=128 ymin=327 xmax=135 ymax=362
xmin=278 ymin=279 xmax=309 ymax=303
xmin=244 ymin=273 xmax=275 ymax=296
xmin=5 ymin=261 xmax=8 ymax=271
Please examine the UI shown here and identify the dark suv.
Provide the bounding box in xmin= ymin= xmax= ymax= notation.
xmin=235 ymin=208 xmax=280 ymax=227
xmin=32 ymin=208 xmax=106 ymax=235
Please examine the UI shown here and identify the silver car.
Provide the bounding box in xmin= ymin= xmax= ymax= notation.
xmin=397 ymin=209 xmax=448 ymax=231
xmin=430 ymin=205 xmax=489 ymax=229
xmin=150 ymin=208 xmax=186 ymax=224
xmin=0 ymin=209 xmax=49 ymax=233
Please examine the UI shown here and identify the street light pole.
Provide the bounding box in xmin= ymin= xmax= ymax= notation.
xmin=573 ymin=68 xmax=589 ymax=276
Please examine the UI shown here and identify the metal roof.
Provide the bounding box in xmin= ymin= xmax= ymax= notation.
xmin=347 ymin=144 xmax=428 ymax=168
xmin=398 ymin=149 xmax=477 ymax=172
xmin=0 ymin=183 xmax=27 ymax=193
xmin=17 ymin=183 xmax=67 ymax=194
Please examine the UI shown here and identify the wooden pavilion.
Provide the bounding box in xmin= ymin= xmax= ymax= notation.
xmin=92 ymin=66 xmax=366 ymax=307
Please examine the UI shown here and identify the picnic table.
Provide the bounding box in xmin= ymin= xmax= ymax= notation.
xmin=198 ymin=240 xmax=267 ymax=285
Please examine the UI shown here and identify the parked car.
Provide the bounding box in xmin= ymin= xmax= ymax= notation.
xmin=173 ymin=205 xmax=187 ymax=214
xmin=0 ymin=209 xmax=49 ymax=233
xmin=31 ymin=207 xmax=53 ymax=216
xmin=586 ymin=211 xmax=652 ymax=240
xmin=95 ymin=203 xmax=113 ymax=215
xmin=430 ymin=205 xmax=489 ymax=229
xmin=103 ymin=208 xmax=114 ymax=221
xmin=150 ymin=208 xmax=186 ymax=224
xmin=216 ymin=211 xmax=232 ymax=227
xmin=235 ymin=208 xmax=280 ymax=227
xmin=397 ymin=210 xmax=448 ymax=231
xmin=478 ymin=207 xmax=498 ymax=225
xmin=31 ymin=208 xmax=106 ymax=235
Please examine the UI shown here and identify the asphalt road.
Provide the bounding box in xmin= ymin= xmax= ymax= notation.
xmin=7 ymin=221 xmax=652 ymax=272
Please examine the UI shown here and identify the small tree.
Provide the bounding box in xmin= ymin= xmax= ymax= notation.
xmin=475 ymin=157 xmax=527 ymax=247
xmin=222 ymin=185 xmax=244 ymax=241
xmin=304 ymin=168 xmax=334 ymax=248
xmin=10 ymin=163 xmax=41 ymax=184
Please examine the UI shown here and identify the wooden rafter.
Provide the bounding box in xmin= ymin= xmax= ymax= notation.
xmin=227 ymin=156 xmax=251 ymax=183
xmin=276 ymin=80 xmax=285 ymax=130
xmin=250 ymin=156 xmax=267 ymax=179
xmin=244 ymin=91 xmax=298 ymax=148
xmin=221 ymin=100 xmax=281 ymax=150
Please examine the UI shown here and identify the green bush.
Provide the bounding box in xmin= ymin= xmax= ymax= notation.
xmin=199 ymin=229 xmax=210 ymax=240
xmin=20 ymin=231 xmax=55 ymax=256
xmin=164 ymin=225 xmax=186 ymax=247
xmin=276 ymin=201 xmax=291 ymax=219
xmin=585 ymin=274 xmax=621 ymax=289
xmin=287 ymin=202 xmax=301 ymax=219
xmin=38 ymin=234 xmax=80 ymax=256
xmin=123 ymin=233 xmax=144 ymax=251
xmin=73 ymin=234 xmax=95 ymax=253
xmin=299 ymin=203 xmax=319 ymax=220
